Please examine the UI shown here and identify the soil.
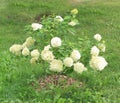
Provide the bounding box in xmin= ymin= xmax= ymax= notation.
xmin=32 ymin=74 xmax=83 ymax=91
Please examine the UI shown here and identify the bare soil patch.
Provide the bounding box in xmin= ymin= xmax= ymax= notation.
xmin=32 ymin=75 xmax=83 ymax=91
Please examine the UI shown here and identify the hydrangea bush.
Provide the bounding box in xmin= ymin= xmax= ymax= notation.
xmin=9 ymin=9 xmax=108 ymax=75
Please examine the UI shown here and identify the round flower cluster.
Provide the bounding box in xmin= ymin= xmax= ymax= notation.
xmin=90 ymin=46 xmax=99 ymax=56
xmin=94 ymin=34 xmax=102 ymax=41
xmin=41 ymin=49 xmax=54 ymax=62
xmin=22 ymin=37 xmax=35 ymax=48
xmin=50 ymin=59 xmax=63 ymax=72
xmin=22 ymin=47 xmax=30 ymax=56
xmin=51 ymin=37 xmax=62 ymax=47
xmin=68 ymin=20 xmax=79 ymax=26
xmin=9 ymin=44 xmax=22 ymax=55
xmin=70 ymin=50 xmax=81 ymax=61
xmin=71 ymin=8 xmax=78 ymax=15
xmin=30 ymin=49 xmax=40 ymax=64
xmin=89 ymin=56 xmax=108 ymax=71
xmin=55 ymin=16 xmax=64 ymax=22
xmin=31 ymin=23 xmax=43 ymax=31
xmin=63 ymin=57 xmax=73 ymax=67
xmin=74 ymin=62 xmax=87 ymax=74
xmin=98 ymin=43 xmax=106 ymax=52
xmin=31 ymin=49 xmax=40 ymax=58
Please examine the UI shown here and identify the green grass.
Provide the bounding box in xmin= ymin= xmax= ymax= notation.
xmin=0 ymin=0 xmax=120 ymax=102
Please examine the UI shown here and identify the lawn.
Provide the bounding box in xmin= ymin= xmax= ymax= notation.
xmin=0 ymin=0 xmax=120 ymax=102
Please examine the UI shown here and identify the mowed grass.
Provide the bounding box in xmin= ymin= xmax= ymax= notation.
xmin=0 ymin=0 xmax=120 ymax=102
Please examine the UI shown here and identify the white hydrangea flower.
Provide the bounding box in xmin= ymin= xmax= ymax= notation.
xmin=71 ymin=8 xmax=78 ymax=15
xmin=26 ymin=37 xmax=35 ymax=47
xmin=98 ymin=43 xmax=106 ymax=52
xmin=68 ymin=21 xmax=77 ymax=26
xmin=68 ymin=20 xmax=78 ymax=26
xmin=55 ymin=16 xmax=64 ymax=22
xmin=90 ymin=46 xmax=100 ymax=56
xmin=22 ymin=47 xmax=30 ymax=56
xmin=22 ymin=42 xmax=27 ymax=49
xmin=50 ymin=59 xmax=63 ymax=72
xmin=44 ymin=45 xmax=51 ymax=51
xmin=74 ymin=62 xmax=87 ymax=74
xmin=94 ymin=34 xmax=102 ymax=41
xmin=22 ymin=37 xmax=35 ymax=48
xmin=31 ymin=49 xmax=40 ymax=59
xmin=41 ymin=50 xmax=54 ymax=62
xmin=30 ymin=57 xmax=38 ymax=64
xmin=9 ymin=44 xmax=22 ymax=55
xmin=63 ymin=57 xmax=73 ymax=67
xmin=51 ymin=37 xmax=62 ymax=47
xmin=70 ymin=50 xmax=81 ymax=61
xmin=31 ymin=23 xmax=43 ymax=31
xmin=89 ymin=56 xmax=108 ymax=71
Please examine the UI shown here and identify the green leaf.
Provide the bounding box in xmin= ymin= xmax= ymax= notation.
xmin=63 ymin=68 xmax=74 ymax=74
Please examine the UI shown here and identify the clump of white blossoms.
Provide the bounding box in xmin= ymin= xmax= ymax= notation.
xmin=68 ymin=19 xmax=79 ymax=26
xmin=89 ymin=56 xmax=108 ymax=71
xmin=55 ymin=16 xmax=64 ymax=22
xmin=30 ymin=49 xmax=40 ymax=64
xmin=63 ymin=57 xmax=73 ymax=67
xmin=49 ymin=59 xmax=63 ymax=72
xmin=70 ymin=49 xmax=81 ymax=62
xmin=89 ymin=33 xmax=108 ymax=70
xmin=31 ymin=23 xmax=43 ymax=31
xmin=30 ymin=57 xmax=38 ymax=64
xmin=41 ymin=49 xmax=54 ymax=62
xmin=94 ymin=34 xmax=102 ymax=41
xmin=74 ymin=62 xmax=87 ymax=74
xmin=68 ymin=20 xmax=77 ymax=26
xmin=90 ymin=46 xmax=100 ymax=56
xmin=22 ymin=47 xmax=30 ymax=56
xmin=9 ymin=44 xmax=22 ymax=55
xmin=51 ymin=37 xmax=62 ymax=47
xmin=31 ymin=49 xmax=40 ymax=59
xmin=9 ymin=8 xmax=108 ymax=76
xmin=22 ymin=37 xmax=35 ymax=48
xmin=44 ymin=45 xmax=51 ymax=51
xmin=71 ymin=8 xmax=78 ymax=15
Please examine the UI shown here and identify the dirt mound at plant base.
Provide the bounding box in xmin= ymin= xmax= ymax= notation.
xmin=32 ymin=75 xmax=83 ymax=90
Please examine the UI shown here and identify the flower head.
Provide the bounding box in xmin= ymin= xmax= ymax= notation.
xmin=90 ymin=46 xmax=99 ymax=56
xmin=31 ymin=23 xmax=43 ymax=31
xmin=22 ymin=37 xmax=35 ymax=48
xmin=63 ymin=57 xmax=73 ymax=67
xmin=55 ymin=16 xmax=64 ymax=22
xmin=98 ymin=43 xmax=106 ymax=52
xmin=50 ymin=59 xmax=63 ymax=72
xmin=71 ymin=8 xmax=78 ymax=15
xmin=44 ymin=45 xmax=51 ymax=51
xmin=31 ymin=49 xmax=40 ymax=59
xmin=9 ymin=44 xmax=22 ymax=55
xmin=68 ymin=20 xmax=78 ymax=26
xmin=51 ymin=37 xmax=62 ymax=47
xmin=30 ymin=57 xmax=38 ymax=64
xmin=89 ymin=56 xmax=108 ymax=71
xmin=70 ymin=50 xmax=81 ymax=61
xmin=94 ymin=34 xmax=102 ymax=41
xmin=41 ymin=50 xmax=54 ymax=62
xmin=74 ymin=62 xmax=87 ymax=74
xmin=22 ymin=47 xmax=30 ymax=56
